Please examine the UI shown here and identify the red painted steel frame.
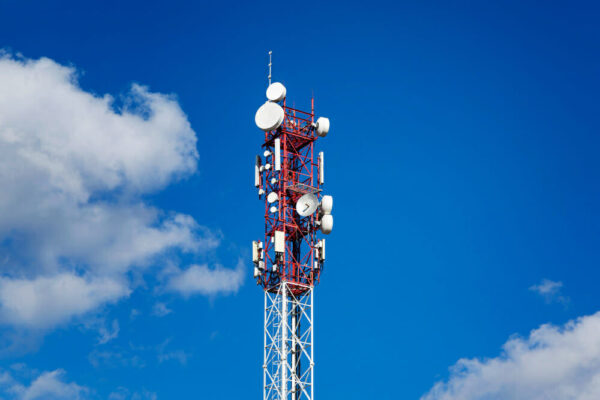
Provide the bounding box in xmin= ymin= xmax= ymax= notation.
xmin=257 ymin=98 xmax=322 ymax=295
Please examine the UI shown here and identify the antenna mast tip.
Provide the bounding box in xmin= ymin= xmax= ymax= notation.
xmin=268 ymin=51 xmax=273 ymax=86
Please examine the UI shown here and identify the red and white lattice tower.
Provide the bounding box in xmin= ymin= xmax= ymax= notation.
xmin=252 ymin=53 xmax=332 ymax=400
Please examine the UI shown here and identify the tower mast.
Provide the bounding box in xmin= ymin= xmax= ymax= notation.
xmin=253 ymin=54 xmax=332 ymax=400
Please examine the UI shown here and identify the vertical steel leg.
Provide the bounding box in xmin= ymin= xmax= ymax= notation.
xmin=281 ymin=284 xmax=288 ymax=400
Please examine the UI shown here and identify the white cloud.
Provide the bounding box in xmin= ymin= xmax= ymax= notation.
xmin=151 ymin=302 xmax=172 ymax=317
xmin=129 ymin=309 xmax=141 ymax=320
xmin=0 ymin=368 xmax=87 ymax=400
xmin=0 ymin=274 xmax=128 ymax=329
xmin=0 ymin=53 xmax=211 ymax=276
xmin=530 ymin=279 xmax=562 ymax=295
xmin=156 ymin=338 xmax=189 ymax=365
xmin=88 ymin=349 xmax=146 ymax=369
xmin=88 ymin=338 xmax=189 ymax=369
xmin=97 ymin=319 xmax=120 ymax=345
xmin=21 ymin=370 xmax=87 ymax=400
xmin=157 ymin=349 xmax=189 ymax=365
xmin=0 ymin=56 xmax=196 ymax=197
xmin=0 ymin=53 xmax=243 ymax=333
xmin=0 ymin=365 xmax=154 ymax=400
xmin=109 ymin=387 xmax=157 ymax=400
xmin=421 ymin=311 xmax=600 ymax=400
xmin=530 ymin=279 xmax=569 ymax=305
xmin=167 ymin=259 xmax=245 ymax=297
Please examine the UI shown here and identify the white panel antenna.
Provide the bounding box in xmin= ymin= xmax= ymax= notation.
xmin=252 ymin=241 xmax=259 ymax=262
xmin=319 ymin=151 xmax=324 ymax=185
xmin=320 ymin=239 xmax=326 ymax=260
xmin=255 ymin=155 xmax=261 ymax=188
xmin=274 ymin=230 xmax=285 ymax=253
xmin=274 ymin=138 xmax=281 ymax=171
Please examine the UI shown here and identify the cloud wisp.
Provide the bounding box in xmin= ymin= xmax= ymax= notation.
xmin=167 ymin=259 xmax=245 ymax=297
xmin=529 ymin=279 xmax=569 ymax=305
xmin=0 ymin=364 xmax=154 ymax=400
xmin=151 ymin=302 xmax=172 ymax=318
xmin=421 ymin=311 xmax=600 ymax=400
xmin=108 ymin=387 xmax=157 ymax=400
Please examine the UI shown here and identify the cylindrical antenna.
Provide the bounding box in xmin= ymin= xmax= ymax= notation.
xmin=268 ymin=51 xmax=272 ymax=86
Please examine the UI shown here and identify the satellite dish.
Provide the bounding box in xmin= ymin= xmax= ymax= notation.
xmin=267 ymin=192 xmax=279 ymax=203
xmin=266 ymin=82 xmax=287 ymax=102
xmin=255 ymin=102 xmax=284 ymax=131
xmin=315 ymin=117 xmax=330 ymax=137
xmin=296 ymin=193 xmax=319 ymax=217
xmin=321 ymin=195 xmax=333 ymax=215
xmin=320 ymin=214 xmax=333 ymax=234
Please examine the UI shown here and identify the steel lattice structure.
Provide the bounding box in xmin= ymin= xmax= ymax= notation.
xmin=259 ymin=102 xmax=321 ymax=292
xmin=264 ymin=282 xmax=313 ymax=400
xmin=253 ymin=70 xmax=331 ymax=400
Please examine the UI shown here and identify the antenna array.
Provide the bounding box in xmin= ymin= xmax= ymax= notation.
xmin=252 ymin=56 xmax=333 ymax=400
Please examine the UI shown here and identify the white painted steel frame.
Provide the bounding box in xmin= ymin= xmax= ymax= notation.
xmin=264 ymin=282 xmax=314 ymax=400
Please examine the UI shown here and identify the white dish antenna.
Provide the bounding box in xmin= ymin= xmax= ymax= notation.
xmin=315 ymin=117 xmax=330 ymax=137
xmin=267 ymin=192 xmax=279 ymax=203
xmin=255 ymin=102 xmax=284 ymax=131
xmin=321 ymin=195 xmax=333 ymax=215
xmin=296 ymin=193 xmax=319 ymax=217
xmin=266 ymin=82 xmax=287 ymax=102
xmin=320 ymin=214 xmax=333 ymax=234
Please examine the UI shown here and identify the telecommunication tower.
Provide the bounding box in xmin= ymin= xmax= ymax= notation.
xmin=252 ymin=53 xmax=333 ymax=400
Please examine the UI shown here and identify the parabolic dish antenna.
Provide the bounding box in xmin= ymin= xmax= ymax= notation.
xmin=296 ymin=193 xmax=319 ymax=217
xmin=320 ymin=214 xmax=333 ymax=234
xmin=266 ymin=82 xmax=287 ymax=102
xmin=267 ymin=192 xmax=279 ymax=203
xmin=321 ymin=195 xmax=333 ymax=215
xmin=315 ymin=117 xmax=330 ymax=137
xmin=255 ymin=102 xmax=284 ymax=131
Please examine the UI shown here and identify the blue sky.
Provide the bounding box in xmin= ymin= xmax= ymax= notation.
xmin=0 ymin=1 xmax=599 ymax=399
